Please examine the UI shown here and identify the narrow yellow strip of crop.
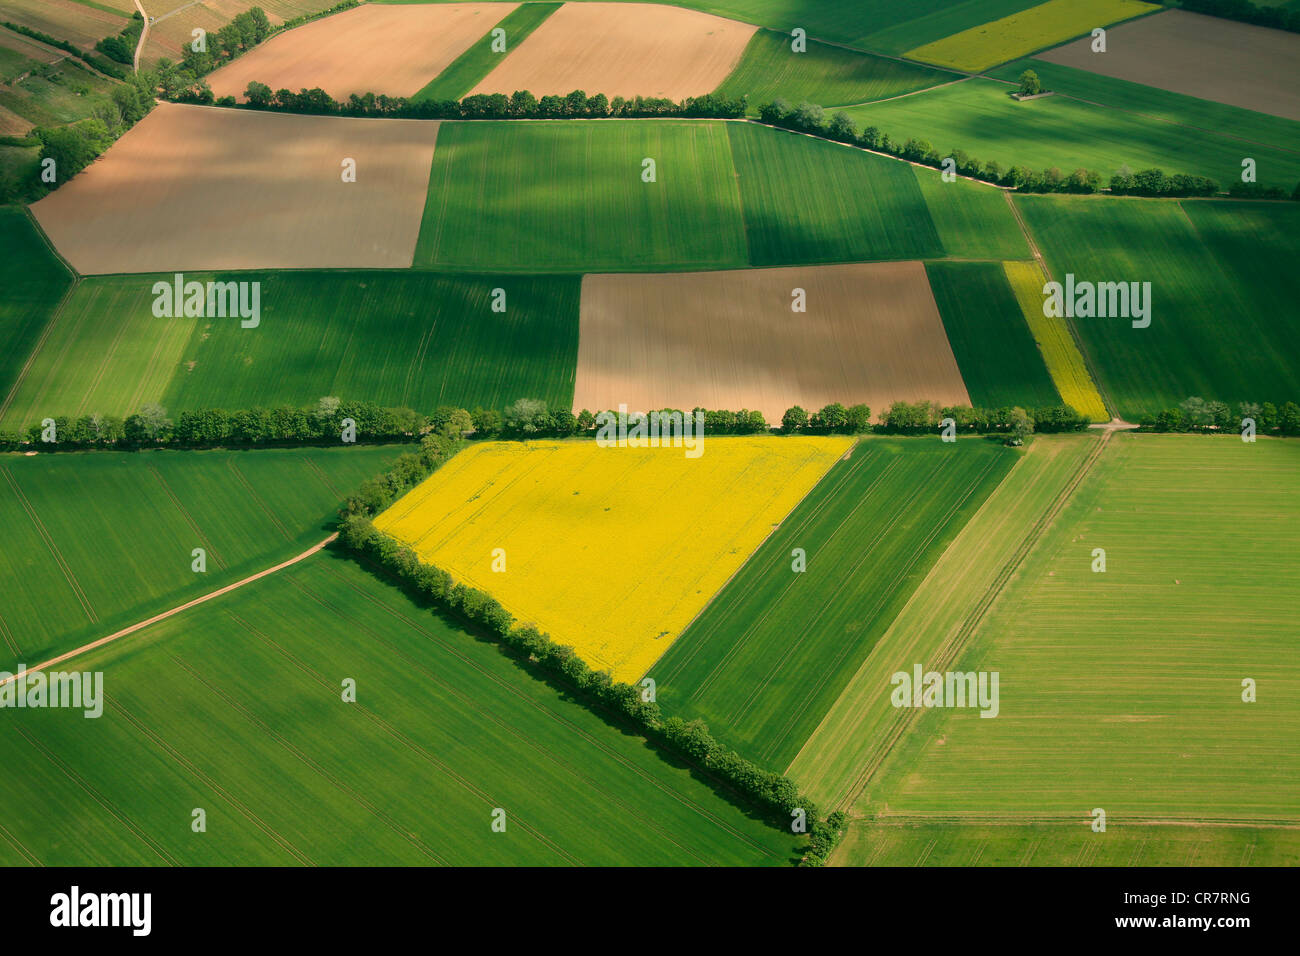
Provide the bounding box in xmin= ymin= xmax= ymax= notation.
xmin=1003 ymin=260 xmax=1109 ymax=422
xmin=904 ymin=0 xmax=1160 ymax=73
xmin=375 ymin=437 xmax=854 ymax=683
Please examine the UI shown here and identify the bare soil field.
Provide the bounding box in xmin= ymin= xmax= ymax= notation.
xmin=1 ymin=0 xmax=124 ymax=50
xmin=469 ymin=2 xmax=756 ymax=100
xmin=1039 ymin=9 xmax=1300 ymax=121
xmin=31 ymin=102 xmax=440 ymax=273
xmin=207 ymin=3 xmax=516 ymax=101
xmin=0 ymin=28 xmax=72 ymax=67
xmin=0 ymin=105 xmax=30 ymax=136
xmin=574 ymin=262 xmax=971 ymax=423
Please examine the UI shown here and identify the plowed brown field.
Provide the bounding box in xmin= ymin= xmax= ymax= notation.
xmin=469 ymin=2 xmax=756 ymax=100
xmin=574 ymin=262 xmax=972 ymax=423
xmin=208 ymin=3 xmax=517 ymax=101
xmin=31 ymin=103 xmax=440 ymax=273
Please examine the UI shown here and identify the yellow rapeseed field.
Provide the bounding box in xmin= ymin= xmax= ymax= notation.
xmin=904 ymin=0 xmax=1159 ymax=73
xmin=375 ymin=436 xmax=853 ymax=682
xmin=1004 ymin=260 xmax=1110 ymax=422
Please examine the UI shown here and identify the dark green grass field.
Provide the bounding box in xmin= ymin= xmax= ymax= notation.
xmin=728 ymin=122 xmax=943 ymax=265
xmin=714 ymin=28 xmax=953 ymax=111
xmin=414 ymin=3 xmax=562 ymax=102
xmin=845 ymin=77 xmax=1300 ymax=190
xmin=989 ymin=58 xmax=1300 ymax=172
xmin=655 ymin=437 xmax=1015 ymax=769
xmin=414 ymin=120 xmax=749 ymax=272
xmin=925 ymin=261 xmax=1061 ymax=409
xmin=0 ymin=445 xmax=404 ymax=671
xmin=911 ymin=165 xmax=1029 ymax=260
xmin=0 ymin=272 xmax=580 ymax=430
xmin=1017 ymin=195 xmax=1300 ymax=419
xmin=0 ymin=550 xmax=800 ymax=866
xmin=0 ymin=209 xmax=71 ymax=412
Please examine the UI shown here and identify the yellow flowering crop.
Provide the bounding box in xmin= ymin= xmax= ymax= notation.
xmin=905 ymin=0 xmax=1159 ymax=73
xmin=376 ymin=436 xmax=853 ymax=682
xmin=1004 ymin=260 xmax=1110 ymax=422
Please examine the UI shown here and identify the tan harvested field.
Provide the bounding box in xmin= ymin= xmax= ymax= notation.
xmin=141 ymin=1 xmax=352 ymax=64
xmin=0 ymin=104 xmax=31 ymax=136
xmin=574 ymin=262 xmax=971 ymax=424
xmin=1 ymin=0 xmax=124 ymax=49
xmin=1039 ymin=9 xmax=1300 ymax=121
xmin=31 ymin=102 xmax=441 ymax=273
xmin=207 ymin=3 xmax=517 ymax=101
xmin=469 ymin=2 xmax=756 ymax=100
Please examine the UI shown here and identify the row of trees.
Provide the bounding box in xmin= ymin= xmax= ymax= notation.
xmin=0 ymin=398 xmax=430 ymax=451
xmin=0 ymin=20 xmax=130 ymax=79
xmin=755 ymin=97 xmax=1296 ymax=200
xmin=335 ymin=439 xmax=846 ymax=864
xmin=5 ymin=396 xmax=1097 ymax=451
xmin=94 ymin=10 xmax=145 ymax=66
xmin=1141 ymin=397 xmax=1300 ymax=434
xmin=1182 ymin=0 xmax=1300 ymax=33
xmin=224 ymin=82 xmax=747 ymax=120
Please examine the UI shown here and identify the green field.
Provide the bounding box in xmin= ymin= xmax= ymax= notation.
xmin=924 ymin=261 xmax=1061 ymax=410
xmin=845 ymin=77 xmax=1300 ymax=190
xmin=0 ymin=272 xmax=580 ymax=430
xmin=1017 ymin=195 xmax=1300 ymax=419
xmin=0 ymin=445 xmax=405 ymax=670
xmin=413 ymin=3 xmax=562 ymax=102
xmin=0 ymin=209 xmax=72 ymax=415
xmin=864 ymin=435 xmax=1300 ymax=822
xmin=835 ymin=821 xmax=1300 ymax=866
xmin=727 ymin=122 xmax=943 ymax=265
xmin=714 ymin=28 xmax=953 ymax=111
xmin=414 ymin=120 xmax=749 ymax=272
xmin=655 ymin=437 xmax=1016 ymax=769
xmin=912 ymin=166 xmax=1029 ymax=260
xmin=788 ymin=434 xmax=1099 ymax=806
xmin=0 ymin=58 xmax=119 ymax=129
xmin=0 ymin=550 xmax=800 ymax=865
xmin=989 ymin=58 xmax=1300 ymax=167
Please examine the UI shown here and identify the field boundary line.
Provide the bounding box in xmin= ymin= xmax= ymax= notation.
xmin=0 ymin=534 xmax=337 ymax=687
xmin=832 ymin=431 xmax=1111 ymax=812
xmin=865 ymin=811 xmax=1300 ymax=830
xmin=132 ymin=0 xmax=148 ymax=73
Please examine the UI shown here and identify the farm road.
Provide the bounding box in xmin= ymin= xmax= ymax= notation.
xmin=0 ymin=533 xmax=338 ymax=686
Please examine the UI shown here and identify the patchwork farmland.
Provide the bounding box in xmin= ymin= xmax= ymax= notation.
xmin=1 ymin=0 xmax=1297 ymax=897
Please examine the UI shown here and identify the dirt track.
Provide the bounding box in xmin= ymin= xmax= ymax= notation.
xmin=470 ymin=2 xmax=756 ymax=100
xmin=574 ymin=261 xmax=971 ymax=423
xmin=31 ymin=103 xmax=440 ymax=273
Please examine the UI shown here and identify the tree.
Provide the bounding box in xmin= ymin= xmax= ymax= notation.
xmin=1017 ymin=69 xmax=1042 ymax=96
xmin=503 ymin=398 xmax=552 ymax=435
xmin=781 ymin=405 xmax=808 ymax=434
xmin=245 ymin=81 xmax=273 ymax=108
xmin=827 ymin=111 xmax=856 ymax=142
xmin=1281 ymin=401 xmax=1300 ymax=436
xmin=792 ymin=101 xmax=824 ymax=131
xmin=131 ymin=403 xmax=172 ymax=442
xmin=1008 ymin=406 xmax=1034 ymax=444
